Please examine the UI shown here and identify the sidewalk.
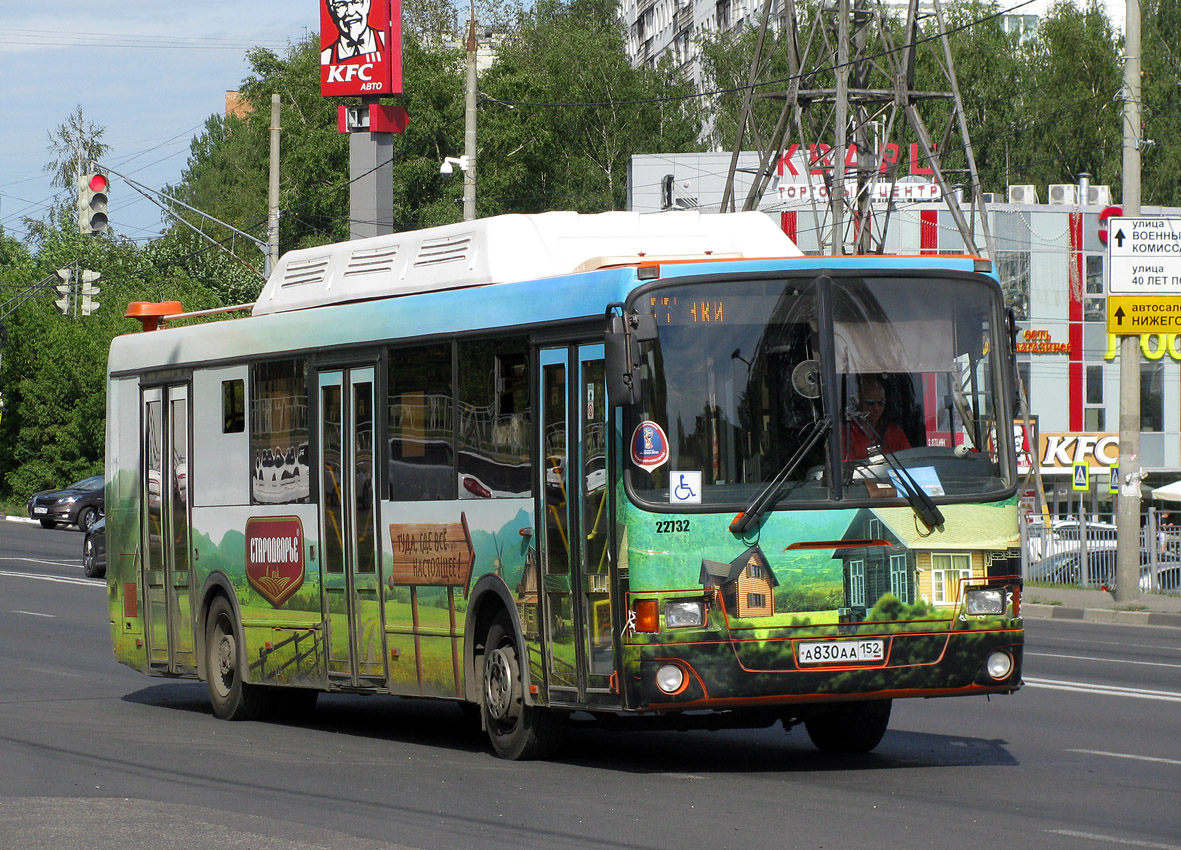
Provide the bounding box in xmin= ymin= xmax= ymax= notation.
xmin=1023 ymin=584 xmax=1181 ymax=628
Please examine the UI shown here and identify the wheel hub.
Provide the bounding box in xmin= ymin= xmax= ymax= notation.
xmin=484 ymin=647 xmax=514 ymax=721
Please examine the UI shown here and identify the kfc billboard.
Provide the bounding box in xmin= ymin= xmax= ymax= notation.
xmin=320 ymin=0 xmax=402 ymax=96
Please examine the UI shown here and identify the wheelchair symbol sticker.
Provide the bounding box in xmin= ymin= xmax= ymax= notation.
xmin=670 ymin=471 xmax=702 ymax=504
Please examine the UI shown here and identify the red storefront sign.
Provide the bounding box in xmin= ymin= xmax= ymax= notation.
xmin=320 ymin=0 xmax=403 ymax=96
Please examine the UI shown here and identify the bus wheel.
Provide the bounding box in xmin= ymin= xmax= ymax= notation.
xmin=481 ymin=614 xmax=566 ymax=760
xmin=205 ymin=596 xmax=272 ymax=721
xmin=804 ymin=699 xmax=892 ymax=753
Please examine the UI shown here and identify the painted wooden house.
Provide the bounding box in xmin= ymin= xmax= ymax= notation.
xmin=699 ymin=545 xmax=779 ymax=618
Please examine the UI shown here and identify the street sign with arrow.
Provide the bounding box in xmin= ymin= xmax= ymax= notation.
xmin=1107 ymin=217 xmax=1181 ymax=295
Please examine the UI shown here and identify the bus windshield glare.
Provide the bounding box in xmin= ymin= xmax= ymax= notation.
xmin=628 ymin=272 xmax=1014 ymax=508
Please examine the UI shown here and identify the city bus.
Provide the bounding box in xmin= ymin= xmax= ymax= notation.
xmin=105 ymin=210 xmax=1023 ymax=760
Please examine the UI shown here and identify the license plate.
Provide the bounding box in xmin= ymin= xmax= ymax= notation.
xmin=33 ymin=507 xmax=47 ymax=515
xmin=797 ymin=639 xmax=884 ymax=665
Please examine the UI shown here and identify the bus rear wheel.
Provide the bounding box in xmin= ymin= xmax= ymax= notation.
xmin=481 ymin=615 xmax=566 ymax=760
xmin=205 ymin=596 xmax=272 ymax=721
xmin=803 ymin=699 xmax=892 ymax=753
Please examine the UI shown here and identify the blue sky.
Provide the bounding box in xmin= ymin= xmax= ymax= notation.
xmin=0 ymin=3 xmax=313 ymax=244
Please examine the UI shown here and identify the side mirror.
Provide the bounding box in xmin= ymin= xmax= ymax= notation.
xmin=605 ymin=307 xmax=656 ymax=405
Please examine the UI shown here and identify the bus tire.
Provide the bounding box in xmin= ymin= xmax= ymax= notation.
xmin=205 ymin=596 xmax=272 ymax=721
xmin=481 ymin=614 xmax=566 ymax=760
xmin=804 ymin=699 xmax=891 ymax=753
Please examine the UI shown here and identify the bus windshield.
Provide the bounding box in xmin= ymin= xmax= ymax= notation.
xmin=628 ymin=272 xmax=1014 ymax=509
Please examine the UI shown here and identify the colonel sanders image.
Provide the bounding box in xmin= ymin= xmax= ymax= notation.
xmin=321 ymin=0 xmax=385 ymax=64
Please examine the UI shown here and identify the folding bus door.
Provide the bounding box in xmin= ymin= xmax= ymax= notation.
xmin=318 ymin=367 xmax=386 ymax=688
xmin=537 ymin=344 xmax=617 ymax=706
xmin=141 ymin=383 xmax=196 ymax=674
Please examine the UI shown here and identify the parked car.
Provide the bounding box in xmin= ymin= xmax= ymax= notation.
xmin=26 ymin=475 xmax=104 ymax=530
xmin=83 ymin=516 xmax=106 ymax=578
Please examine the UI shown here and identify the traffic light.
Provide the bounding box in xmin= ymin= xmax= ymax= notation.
xmin=80 ymin=270 xmax=101 ymax=315
xmin=54 ymin=267 xmax=73 ymax=314
xmin=76 ymin=173 xmax=109 ymax=234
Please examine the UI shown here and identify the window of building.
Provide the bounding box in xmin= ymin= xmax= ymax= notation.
xmin=996 ymin=250 xmax=1030 ymax=321
xmin=222 ymin=379 xmax=245 ymax=433
xmin=1142 ymin=361 xmax=1164 ymax=432
xmin=1084 ymin=254 xmax=1105 ymax=321
xmin=1085 ymin=363 xmax=1105 ymax=430
xmin=889 ymin=554 xmax=909 ymax=602
xmin=457 ymin=337 xmax=531 ymax=498
xmin=250 ymin=359 xmax=309 ymax=504
xmin=931 ymin=553 xmax=972 ymax=604
xmin=747 ymin=593 xmax=766 ymax=609
xmin=849 ymin=558 xmax=866 ymax=607
xmin=388 ymin=343 xmax=455 ymax=500
xmin=748 ymin=563 xmax=764 ymax=580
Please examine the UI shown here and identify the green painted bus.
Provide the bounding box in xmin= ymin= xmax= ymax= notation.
xmin=106 ymin=210 xmax=1023 ymax=759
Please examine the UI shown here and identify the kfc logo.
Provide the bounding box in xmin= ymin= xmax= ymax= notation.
xmin=321 ymin=0 xmax=402 ymax=97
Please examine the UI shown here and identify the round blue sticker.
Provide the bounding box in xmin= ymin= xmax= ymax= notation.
xmin=631 ymin=421 xmax=669 ymax=471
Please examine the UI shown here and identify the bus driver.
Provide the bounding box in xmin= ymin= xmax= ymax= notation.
xmin=844 ymin=375 xmax=910 ymax=460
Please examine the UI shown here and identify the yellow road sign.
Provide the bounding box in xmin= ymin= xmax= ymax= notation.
xmin=1107 ymin=295 xmax=1181 ymax=334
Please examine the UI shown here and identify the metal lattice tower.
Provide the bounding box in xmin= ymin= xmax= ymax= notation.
xmin=721 ymin=0 xmax=993 ymax=257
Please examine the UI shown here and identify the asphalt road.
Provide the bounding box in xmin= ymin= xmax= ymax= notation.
xmin=1 ymin=519 xmax=1178 ymax=850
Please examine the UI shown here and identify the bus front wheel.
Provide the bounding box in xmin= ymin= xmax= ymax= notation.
xmin=481 ymin=615 xmax=566 ymax=760
xmin=205 ymin=596 xmax=272 ymax=721
xmin=803 ymin=699 xmax=892 ymax=753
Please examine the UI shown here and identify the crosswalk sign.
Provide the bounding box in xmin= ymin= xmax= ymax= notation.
xmin=1072 ymin=462 xmax=1089 ymax=491
xmin=1109 ymin=464 xmax=1119 ymax=495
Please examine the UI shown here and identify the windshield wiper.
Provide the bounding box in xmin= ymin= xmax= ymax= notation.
xmin=847 ymin=413 xmax=945 ymax=531
xmin=730 ymin=416 xmax=830 ymax=535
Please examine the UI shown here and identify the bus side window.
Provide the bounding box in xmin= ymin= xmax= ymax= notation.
xmin=388 ymin=343 xmax=456 ymax=501
xmin=457 ymin=338 xmax=531 ymax=499
xmin=222 ymin=379 xmax=245 ymax=433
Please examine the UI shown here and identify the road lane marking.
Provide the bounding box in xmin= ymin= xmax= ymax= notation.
xmin=1024 ymin=676 xmax=1181 ymax=703
xmin=0 ymin=556 xmax=79 ymax=568
xmin=1027 ymin=651 xmax=1181 ymax=670
xmin=0 ymin=569 xmax=102 ymax=588
xmin=12 ymin=610 xmax=55 ymax=618
xmin=1044 ymin=829 xmax=1181 ymax=849
xmin=1066 ymin=749 xmax=1181 ymax=767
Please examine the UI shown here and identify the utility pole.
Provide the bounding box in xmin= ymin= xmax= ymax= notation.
xmin=267 ymin=93 xmax=281 ymax=277
xmin=464 ymin=13 xmax=478 ymax=222
xmin=720 ymin=0 xmax=992 ymax=257
xmin=1114 ymin=0 xmax=1142 ymax=602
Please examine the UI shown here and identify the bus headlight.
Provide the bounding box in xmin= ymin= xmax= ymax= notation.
xmin=664 ymin=600 xmax=705 ymax=629
xmin=964 ymin=587 xmax=1005 ymax=616
xmin=655 ymin=664 xmax=686 ymax=694
xmin=986 ymin=650 xmax=1014 ymax=680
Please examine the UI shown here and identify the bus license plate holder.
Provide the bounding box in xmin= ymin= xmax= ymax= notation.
xmin=797 ymin=638 xmax=884 ymax=665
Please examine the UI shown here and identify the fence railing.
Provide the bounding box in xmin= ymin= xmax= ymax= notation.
xmin=1020 ymin=507 xmax=1181 ymax=595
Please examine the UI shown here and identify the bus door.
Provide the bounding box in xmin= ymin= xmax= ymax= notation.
xmin=141 ymin=383 xmax=195 ymax=674
xmin=538 ymin=344 xmax=616 ymax=705
xmin=318 ymin=367 xmax=386 ymax=688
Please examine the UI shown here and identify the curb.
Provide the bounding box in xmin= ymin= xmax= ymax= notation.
xmin=1023 ymin=602 xmax=1181 ymax=629
xmin=3 ymin=515 xmax=38 ymax=525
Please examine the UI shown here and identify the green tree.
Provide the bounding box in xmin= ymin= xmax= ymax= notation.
xmin=1142 ymin=0 xmax=1181 ymax=206
xmin=478 ymin=0 xmax=703 ymax=213
xmin=1020 ymin=0 xmax=1122 ymax=190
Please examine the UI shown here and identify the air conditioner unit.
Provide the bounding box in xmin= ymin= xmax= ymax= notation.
xmin=1048 ymin=184 xmax=1079 ymax=205
xmin=1007 ymin=184 xmax=1037 ymax=204
xmin=1085 ymin=185 xmax=1112 ymax=206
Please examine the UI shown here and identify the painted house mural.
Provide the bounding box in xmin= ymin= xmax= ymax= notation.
xmin=836 ymin=505 xmax=1020 ymax=619
xmin=700 ymin=545 xmax=779 ymax=618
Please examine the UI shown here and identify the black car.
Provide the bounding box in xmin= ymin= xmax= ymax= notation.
xmin=83 ymin=516 xmax=106 ymax=578
xmin=27 ymin=475 xmax=104 ymax=531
